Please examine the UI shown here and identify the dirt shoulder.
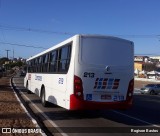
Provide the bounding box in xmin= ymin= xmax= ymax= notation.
xmin=0 ymin=76 xmax=41 ymax=136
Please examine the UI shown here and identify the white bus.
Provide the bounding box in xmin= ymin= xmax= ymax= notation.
xmin=24 ymin=35 xmax=134 ymax=110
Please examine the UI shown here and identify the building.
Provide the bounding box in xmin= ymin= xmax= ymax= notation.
xmin=134 ymin=62 xmax=143 ymax=71
xmin=134 ymin=56 xmax=149 ymax=63
xmin=134 ymin=56 xmax=159 ymax=63
xmin=134 ymin=56 xmax=158 ymax=72
xmin=150 ymin=56 xmax=160 ymax=62
xmin=134 ymin=62 xmax=156 ymax=72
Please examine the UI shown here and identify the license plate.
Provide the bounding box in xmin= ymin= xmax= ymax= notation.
xmin=101 ymin=94 xmax=111 ymax=100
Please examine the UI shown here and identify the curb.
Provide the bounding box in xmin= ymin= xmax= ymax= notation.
xmin=11 ymin=76 xmax=49 ymax=136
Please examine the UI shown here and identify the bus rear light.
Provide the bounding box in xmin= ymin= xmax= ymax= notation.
xmin=74 ymin=75 xmax=84 ymax=100
xmin=76 ymin=92 xmax=82 ymax=96
xmin=126 ymin=79 xmax=134 ymax=102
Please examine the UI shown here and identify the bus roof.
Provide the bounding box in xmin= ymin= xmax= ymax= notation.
xmin=27 ymin=34 xmax=133 ymax=61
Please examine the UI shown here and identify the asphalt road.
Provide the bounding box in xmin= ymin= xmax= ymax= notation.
xmin=12 ymin=75 xmax=160 ymax=136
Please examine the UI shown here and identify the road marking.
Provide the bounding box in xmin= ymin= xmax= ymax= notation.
xmin=13 ymin=77 xmax=68 ymax=136
xmin=20 ymin=92 xmax=68 ymax=136
xmin=11 ymin=78 xmax=46 ymax=136
xmin=112 ymin=110 xmax=160 ymax=127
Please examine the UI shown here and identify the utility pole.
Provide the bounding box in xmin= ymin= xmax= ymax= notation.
xmin=13 ymin=48 xmax=14 ymax=60
xmin=5 ymin=49 xmax=10 ymax=59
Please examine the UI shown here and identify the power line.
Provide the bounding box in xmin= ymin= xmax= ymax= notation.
xmin=1 ymin=41 xmax=160 ymax=56
xmin=0 ymin=41 xmax=47 ymax=49
xmin=0 ymin=24 xmax=160 ymax=38
xmin=0 ymin=24 xmax=74 ymax=35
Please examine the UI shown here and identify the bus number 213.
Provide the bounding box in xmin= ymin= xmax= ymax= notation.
xmin=84 ymin=72 xmax=95 ymax=78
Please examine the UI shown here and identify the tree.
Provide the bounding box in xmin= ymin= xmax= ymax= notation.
xmin=0 ymin=57 xmax=9 ymax=65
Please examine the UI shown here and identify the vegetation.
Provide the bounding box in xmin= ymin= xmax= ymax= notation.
xmin=0 ymin=57 xmax=26 ymax=70
xmin=0 ymin=57 xmax=9 ymax=65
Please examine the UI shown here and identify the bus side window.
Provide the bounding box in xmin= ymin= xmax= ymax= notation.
xmin=35 ymin=58 xmax=38 ymax=73
xmin=50 ymin=50 xmax=57 ymax=72
xmin=58 ymin=45 xmax=71 ymax=73
xmin=42 ymin=54 xmax=49 ymax=73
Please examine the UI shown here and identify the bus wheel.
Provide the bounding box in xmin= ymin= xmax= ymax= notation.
xmin=26 ymin=81 xmax=31 ymax=94
xmin=41 ymin=87 xmax=48 ymax=107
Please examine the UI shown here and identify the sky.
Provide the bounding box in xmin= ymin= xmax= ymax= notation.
xmin=0 ymin=0 xmax=160 ymax=59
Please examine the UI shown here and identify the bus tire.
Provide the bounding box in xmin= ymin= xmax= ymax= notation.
xmin=41 ymin=87 xmax=48 ymax=107
xmin=26 ymin=81 xmax=31 ymax=94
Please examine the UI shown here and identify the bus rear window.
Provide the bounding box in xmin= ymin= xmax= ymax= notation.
xmin=80 ymin=37 xmax=133 ymax=66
